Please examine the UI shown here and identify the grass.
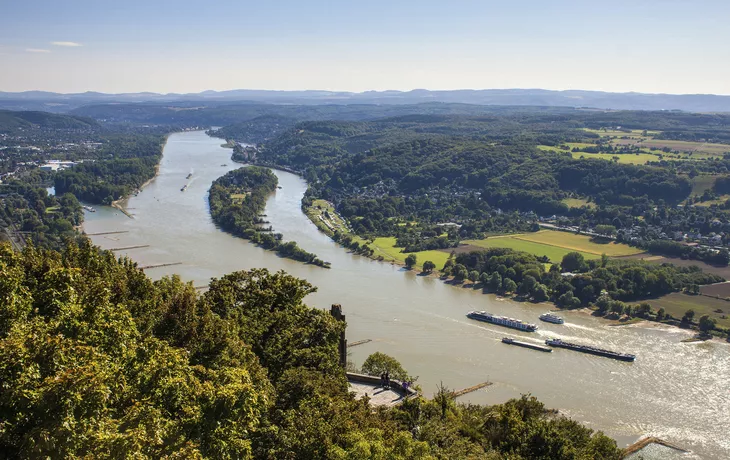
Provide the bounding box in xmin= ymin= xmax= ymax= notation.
xmin=637 ymin=292 xmax=730 ymax=329
xmin=537 ymin=145 xmax=663 ymax=164
xmin=516 ymin=230 xmax=643 ymax=256
xmin=691 ymin=174 xmax=717 ymax=196
xmin=368 ymin=237 xmax=451 ymax=269
xmin=562 ymin=197 xmax=594 ymax=209
xmin=569 ymin=151 xmax=662 ymax=165
xmin=693 ymin=195 xmax=730 ymax=207
xmin=462 ymin=234 xmax=599 ymax=264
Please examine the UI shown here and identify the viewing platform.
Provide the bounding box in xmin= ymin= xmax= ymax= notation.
xmin=347 ymin=372 xmax=418 ymax=408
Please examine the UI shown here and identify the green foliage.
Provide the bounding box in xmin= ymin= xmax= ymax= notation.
xmin=54 ymin=134 xmax=164 ymax=205
xmin=422 ymin=260 xmax=436 ymax=273
xmin=361 ymin=352 xmax=411 ymax=382
xmin=405 ymin=253 xmax=417 ymax=269
xmin=209 ymin=166 xmax=330 ymax=267
xmin=0 ymin=242 xmax=622 ymax=459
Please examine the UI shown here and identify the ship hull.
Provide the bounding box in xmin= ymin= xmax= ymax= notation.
xmin=546 ymin=340 xmax=635 ymax=361
xmin=467 ymin=313 xmax=537 ymax=332
xmin=502 ymin=338 xmax=552 ymax=352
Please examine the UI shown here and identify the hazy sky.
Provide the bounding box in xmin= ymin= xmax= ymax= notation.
xmin=2 ymin=0 xmax=729 ymax=95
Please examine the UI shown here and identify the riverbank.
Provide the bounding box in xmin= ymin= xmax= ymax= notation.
xmin=300 ymin=195 xmax=730 ymax=340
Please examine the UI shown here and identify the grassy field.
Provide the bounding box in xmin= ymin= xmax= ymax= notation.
xmin=368 ymin=236 xmax=451 ymax=269
xmin=569 ymin=151 xmax=662 ymax=164
xmin=691 ymin=174 xmax=717 ymax=196
xmin=693 ymin=195 xmax=730 ymax=207
xmin=516 ymin=230 xmax=644 ymax=256
xmin=461 ymin=235 xmax=596 ymax=263
xmin=637 ymin=292 xmax=730 ymax=329
xmin=562 ymin=198 xmax=594 ymax=209
xmin=537 ymin=145 xmax=663 ymax=164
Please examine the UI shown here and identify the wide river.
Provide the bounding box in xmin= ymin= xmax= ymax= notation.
xmin=84 ymin=131 xmax=729 ymax=459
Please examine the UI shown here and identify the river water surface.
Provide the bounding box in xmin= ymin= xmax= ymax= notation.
xmin=84 ymin=131 xmax=730 ymax=459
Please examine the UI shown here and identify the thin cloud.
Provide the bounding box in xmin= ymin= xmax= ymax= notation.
xmin=51 ymin=41 xmax=82 ymax=47
xmin=26 ymin=48 xmax=51 ymax=53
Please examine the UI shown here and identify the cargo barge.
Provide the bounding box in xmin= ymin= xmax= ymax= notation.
xmin=502 ymin=337 xmax=552 ymax=352
xmin=545 ymin=338 xmax=635 ymax=362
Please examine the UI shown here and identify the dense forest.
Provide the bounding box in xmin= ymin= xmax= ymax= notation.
xmin=255 ymin=119 xmax=691 ymax=246
xmin=209 ymin=166 xmax=330 ymax=267
xmin=53 ymin=134 xmax=165 ymax=205
xmin=0 ymin=241 xmax=623 ymax=458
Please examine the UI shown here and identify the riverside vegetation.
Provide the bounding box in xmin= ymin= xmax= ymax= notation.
xmin=231 ymin=112 xmax=730 ymax=338
xmin=0 ymin=241 xmax=624 ymax=459
xmin=208 ymin=166 xmax=330 ymax=267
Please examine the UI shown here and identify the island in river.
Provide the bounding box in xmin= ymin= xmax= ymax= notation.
xmin=209 ymin=166 xmax=330 ymax=267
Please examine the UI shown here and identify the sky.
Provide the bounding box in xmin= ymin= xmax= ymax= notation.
xmin=1 ymin=0 xmax=730 ymax=95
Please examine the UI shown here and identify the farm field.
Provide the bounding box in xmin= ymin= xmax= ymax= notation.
xmin=514 ymin=230 xmax=643 ymax=256
xmin=562 ymin=197 xmax=594 ymax=209
xmin=569 ymin=151 xmax=661 ymax=164
xmin=537 ymin=145 xmax=663 ymax=164
xmin=636 ymin=292 xmax=730 ymax=329
xmin=368 ymin=236 xmax=451 ymax=269
xmin=461 ymin=232 xmax=603 ymax=264
xmin=700 ymin=282 xmax=730 ymax=298
xmin=693 ymin=195 xmax=730 ymax=207
xmin=690 ymin=174 xmax=717 ymax=195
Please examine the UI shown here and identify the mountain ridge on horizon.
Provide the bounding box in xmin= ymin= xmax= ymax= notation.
xmin=2 ymin=87 xmax=730 ymax=113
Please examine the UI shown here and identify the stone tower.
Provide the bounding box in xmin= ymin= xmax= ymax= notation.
xmin=330 ymin=304 xmax=347 ymax=368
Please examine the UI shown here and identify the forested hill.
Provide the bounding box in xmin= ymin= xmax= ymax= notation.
xmin=257 ymin=118 xmax=692 ymax=218
xmin=0 ymin=109 xmax=98 ymax=132
xmin=5 ymin=87 xmax=730 ymax=112
xmin=0 ymin=241 xmax=623 ymax=458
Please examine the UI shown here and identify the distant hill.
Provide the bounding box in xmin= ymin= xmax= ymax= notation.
xmin=2 ymin=88 xmax=730 ymax=113
xmin=0 ymin=109 xmax=99 ymax=131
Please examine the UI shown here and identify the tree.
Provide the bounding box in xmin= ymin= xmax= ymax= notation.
xmin=656 ymin=307 xmax=666 ymax=321
xmin=682 ymin=309 xmax=696 ymax=324
xmin=594 ymin=224 xmax=617 ymax=238
xmin=422 ymin=260 xmax=436 ymax=273
xmin=636 ymin=303 xmax=652 ymax=318
xmin=518 ymin=275 xmax=538 ymax=295
xmin=468 ymin=270 xmax=480 ymax=283
xmin=561 ymin=252 xmax=587 ymax=273
xmin=488 ymin=272 xmax=502 ymax=292
xmin=532 ymin=284 xmax=549 ymax=302
xmin=361 ymin=352 xmax=410 ymax=381
xmin=405 ymin=254 xmax=417 ymax=269
xmin=698 ymin=315 xmax=716 ymax=334
xmin=502 ymin=278 xmax=517 ymax=294
xmin=479 ymin=272 xmax=490 ymax=285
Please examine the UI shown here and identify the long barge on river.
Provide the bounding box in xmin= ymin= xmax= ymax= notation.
xmin=545 ymin=338 xmax=635 ymax=362
xmin=502 ymin=337 xmax=552 ymax=352
xmin=466 ymin=311 xmax=538 ymax=332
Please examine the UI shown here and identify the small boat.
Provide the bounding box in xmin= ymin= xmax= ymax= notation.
xmin=502 ymin=337 xmax=552 ymax=352
xmin=181 ymin=184 xmax=188 ymax=192
xmin=221 ymin=164 xmax=228 ymax=167
xmin=82 ymin=205 xmax=96 ymax=212
xmin=186 ymin=173 xmax=193 ymax=179
xmin=539 ymin=312 xmax=565 ymax=324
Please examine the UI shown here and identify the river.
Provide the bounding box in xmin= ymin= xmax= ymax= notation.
xmin=83 ymin=130 xmax=730 ymax=459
